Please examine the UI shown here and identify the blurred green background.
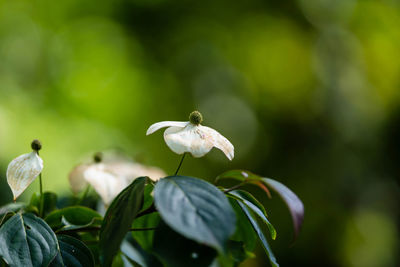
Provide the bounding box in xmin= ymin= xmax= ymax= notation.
xmin=0 ymin=0 xmax=399 ymax=266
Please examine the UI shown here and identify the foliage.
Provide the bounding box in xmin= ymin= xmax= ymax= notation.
xmin=0 ymin=131 xmax=303 ymax=266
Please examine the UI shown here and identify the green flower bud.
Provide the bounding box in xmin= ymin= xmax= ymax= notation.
xmin=189 ymin=111 xmax=203 ymax=125
xmin=31 ymin=139 xmax=42 ymax=152
xmin=94 ymin=152 xmax=103 ymax=163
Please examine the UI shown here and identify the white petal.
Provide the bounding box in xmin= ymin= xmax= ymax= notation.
xmin=83 ymin=164 xmax=129 ymax=206
xmin=105 ymin=162 xmax=167 ymax=182
xmin=199 ymin=126 xmax=235 ymax=160
xmin=164 ymin=124 xmax=214 ymax=157
xmin=146 ymin=121 xmax=189 ymax=135
xmin=6 ymin=152 xmax=43 ymax=200
xmin=68 ymin=164 xmax=90 ymax=194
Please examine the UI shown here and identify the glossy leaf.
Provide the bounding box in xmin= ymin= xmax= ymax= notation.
xmin=50 ymin=235 xmax=95 ymax=267
xmin=216 ymin=169 xmax=261 ymax=183
xmin=216 ymin=240 xmax=255 ymax=267
xmin=131 ymin=213 xmax=160 ymax=251
xmin=154 ymin=176 xmax=236 ymax=252
xmin=153 ymin=221 xmax=217 ymax=267
xmin=228 ymin=199 xmax=256 ymax=251
xmin=217 ymin=169 xmax=304 ymax=240
xmin=237 ymin=201 xmax=279 ymax=267
xmin=229 ymin=190 xmax=276 ymax=240
xmin=99 ymin=177 xmax=146 ymax=267
xmin=0 ymin=213 xmax=59 ymax=267
xmin=30 ymin=191 xmax=58 ymax=217
xmin=261 ymin=178 xmax=304 ymax=240
xmin=121 ymin=238 xmax=163 ymax=267
xmin=0 ymin=202 xmax=26 ymax=215
xmin=45 ymin=206 xmax=102 ymax=231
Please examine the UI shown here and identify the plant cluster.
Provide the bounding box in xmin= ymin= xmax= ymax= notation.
xmin=0 ymin=111 xmax=304 ymax=267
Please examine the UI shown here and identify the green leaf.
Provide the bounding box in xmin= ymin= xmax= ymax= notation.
xmin=217 ymin=170 xmax=304 ymax=241
xmin=131 ymin=213 xmax=160 ymax=251
xmin=236 ymin=201 xmax=279 ymax=267
xmin=229 ymin=190 xmax=276 ymax=240
xmin=216 ymin=240 xmax=255 ymax=267
xmin=99 ymin=177 xmax=146 ymax=267
xmin=121 ymin=238 xmax=163 ymax=267
xmin=261 ymin=178 xmax=304 ymax=241
xmin=50 ymin=235 xmax=95 ymax=267
xmin=141 ymin=183 xmax=155 ymax=212
xmin=30 ymin=191 xmax=58 ymax=217
xmin=154 ymin=176 xmax=236 ymax=252
xmin=45 ymin=206 xmax=102 ymax=231
xmin=153 ymin=221 xmax=217 ymax=267
xmin=0 ymin=202 xmax=26 ymax=217
xmin=228 ymin=199 xmax=256 ymax=251
xmin=0 ymin=213 xmax=59 ymax=267
xmin=216 ymin=170 xmax=261 ymax=183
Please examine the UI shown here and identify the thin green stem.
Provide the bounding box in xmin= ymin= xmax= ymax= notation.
xmin=39 ymin=173 xmax=44 ymax=217
xmin=174 ymin=153 xmax=187 ymax=176
xmin=136 ymin=203 xmax=157 ymax=219
xmin=223 ymin=182 xmax=244 ymax=194
xmin=77 ymin=185 xmax=91 ymax=205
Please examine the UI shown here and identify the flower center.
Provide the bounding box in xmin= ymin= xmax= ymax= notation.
xmin=94 ymin=152 xmax=103 ymax=163
xmin=189 ymin=111 xmax=203 ymax=125
xmin=31 ymin=139 xmax=42 ymax=152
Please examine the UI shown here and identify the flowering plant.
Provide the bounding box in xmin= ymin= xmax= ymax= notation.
xmin=0 ymin=111 xmax=304 ymax=267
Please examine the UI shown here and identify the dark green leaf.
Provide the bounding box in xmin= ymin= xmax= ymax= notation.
xmin=153 ymin=221 xmax=217 ymax=267
xmin=216 ymin=240 xmax=255 ymax=267
xmin=45 ymin=206 xmax=102 ymax=231
xmin=261 ymin=178 xmax=304 ymax=240
xmin=30 ymin=191 xmax=58 ymax=217
xmin=237 ymin=201 xmax=279 ymax=267
xmin=229 ymin=199 xmax=256 ymax=251
xmin=229 ymin=190 xmax=276 ymax=240
xmin=216 ymin=170 xmax=261 ymax=183
xmin=100 ymin=177 xmax=146 ymax=267
xmin=217 ymin=170 xmax=304 ymax=241
xmin=50 ymin=235 xmax=95 ymax=267
xmin=121 ymin=238 xmax=163 ymax=267
xmin=0 ymin=213 xmax=59 ymax=267
xmin=154 ymin=176 xmax=236 ymax=252
xmin=0 ymin=202 xmax=26 ymax=217
xmin=131 ymin=213 xmax=160 ymax=251
xmin=141 ymin=183 xmax=155 ymax=212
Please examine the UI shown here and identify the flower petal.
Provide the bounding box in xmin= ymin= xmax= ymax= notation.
xmin=6 ymin=152 xmax=43 ymax=200
xmin=83 ymin=164 xmax=129 ymax=206
xmin=68 ymin=164 xmax=90 ymax=194
xmin=164 ymin=124 xmax=214 ymax=157
xmin=105 ymin=161 xmax=167 ymax=182
xmin=199 ymin=126 xmax=235 ymax=160
xmin=146 ymin=121 xmax=189 ymax=135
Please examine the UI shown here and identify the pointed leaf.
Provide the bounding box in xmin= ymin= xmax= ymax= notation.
xmin=228 ymin=199 xmax=257 ymax=251
xmin=121 ymin=238 xmax=163 ymax=267
xmin=236 ymin=201 xmax=279 ymax=267
xmin=154 ymin=176 xmax=236 ymax=252
xmin=261 ymin=178 xmax=304 ymax=240
xmin=50 ymin=235 xmax=95 ymax=267
xmin=153 ymin=222 xmax=217 ymax=267
xmin=30 ymin=192 xmax=58 ymax=217
xmin=99 ymin=177 xmax=146 ymax=267
xmin=45 ymin=206 xmax=102 ymax=231
xmin=229 ymin=190 xmax=276 ymax=240
xmin=0 ymin=213 xmax=59 ymax=267
xmin=217 ymin=170 xmax=304 ymax=241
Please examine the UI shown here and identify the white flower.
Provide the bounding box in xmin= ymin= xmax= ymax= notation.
xmin=7 ymin=151 xmax=43 ymax=200
xmin=146 ymin=111 xmax=234 ymax=160
xmin=68 ymin=157 xmax=166 ymax=205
